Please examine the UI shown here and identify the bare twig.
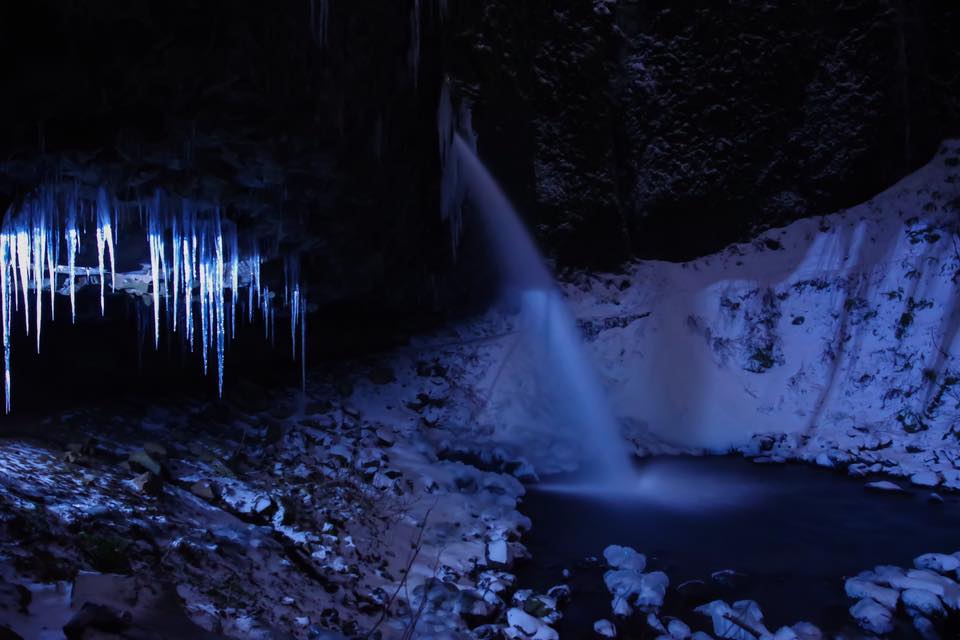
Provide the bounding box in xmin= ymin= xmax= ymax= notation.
xmin=364 ymin=499 xmax=437 ymax=639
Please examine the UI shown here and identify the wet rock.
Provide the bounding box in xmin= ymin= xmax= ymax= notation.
xmin=0 ymin=580 xmax=30 ymax=615
xmin=374 ymin=427 xmax=396 ymax=447
xmin=128 ymin=449 xmax=163 ymax=475
xmin=866 ymin=480 xmax=904 ymax=492
xmin=0 ymin=625 xmax=24 ymax=640
xmin=143 ymin=442 xmax=167 ymax=458
xmin=912 ymin=614 xmax=940 ymax=640
xmin=132 ymin=471 xmax=163 ymax=496
xmin=523 ymin=593 xmax=560 ymax=624
xmin=190 ymin=480 xmax=217 ymax=500
xmin=594 ymin=618 xmax=617 ymax=637
xmin=546 ymin=584 xmax=571 ymax=606
xmin=63 ymin=602 xmax=132 ymax=639
xmin=849 ymin=597 xmax=894 ymax=634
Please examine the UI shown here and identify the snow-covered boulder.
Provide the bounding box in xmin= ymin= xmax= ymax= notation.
xmin=694 ymin=600 xmax=769 ymax=640
xmin=849 ymin=597 xmax=894 ymax=634
xmin=667 ymin=618 xmax=691 ymax=639
xmin=844 ymin=576 xmax=899 ymax=609
xmin=901 ymin=588 xmax=945 ymax=617
xmin=914 ymin=552 xmax=960 ymax=574
xmin=603 ymin=545 xmax=646 ymax=572
xmin=911 ymin=471 xmax=941 ymax=488
xmin=604 ymin=570 xmax=669 ymax=616
xmin=593 ymin=618 xmax=617 ymax=638
xmin=505 ymin=608 xmax=558 ymax=640
xmin=789 ymin=622 xmax=822 ymax=640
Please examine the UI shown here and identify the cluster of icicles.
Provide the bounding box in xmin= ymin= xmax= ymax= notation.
xmin=0 ymin=186 xmax=305 ymax=413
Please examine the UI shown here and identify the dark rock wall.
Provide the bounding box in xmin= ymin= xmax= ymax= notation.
xmin=460 ymin=0 xmax=960 ymax=263
xmin=0 ymin=0 xmax=449 ymax=320
xmin=2 ymin=0 xmax=959 ymax=311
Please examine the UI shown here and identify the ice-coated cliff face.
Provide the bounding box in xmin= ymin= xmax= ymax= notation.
xmin=569 ymin=141 xmax=960 ymax=451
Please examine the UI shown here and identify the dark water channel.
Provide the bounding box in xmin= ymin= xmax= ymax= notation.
xmin=518 ymin=456 xmax=960 ymax=638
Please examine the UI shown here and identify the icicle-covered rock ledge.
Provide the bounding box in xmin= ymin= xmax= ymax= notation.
xmin=0 ymin=184 xmax=306 ymax=412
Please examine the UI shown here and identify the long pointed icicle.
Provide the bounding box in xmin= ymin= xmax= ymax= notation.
xmin=66 ymin=201 xmax=78 ymax=322
xmin=95 ymin=193 xmax=109 ymax=315
xmin=148 ymin=203 xmax=163 ymax=349
xmin=199 ymin=244 xmax=209 ymax=374
xmin=300 ymin=293 xmax=307 ymax=392
xmin=33 ymin=213 xmax=45 ymax=352
xmin=16 ymin=229 xmax=30 ymax=332
xmin=215 ymin=214 xmax=225 ymax=396
xmin=0 ymin=186 xmax=305 ymax=411
xmin=172 ymin=216 xmax=180 ymax=332
xmin=230 ymin=229 xmax=239 ymax=338
xmin=46 ymin=214 xmax=56 ymax=322
xmin=1 ymin=236 xmax=11 ymax=413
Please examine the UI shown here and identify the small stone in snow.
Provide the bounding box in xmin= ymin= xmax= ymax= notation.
xmin=487 ymin=539 xmax=512 ymax=568
xmin=593 ymin=619 xmax=616 ymax=638
xmin=132 ymin=471 xmax=162 ymax=496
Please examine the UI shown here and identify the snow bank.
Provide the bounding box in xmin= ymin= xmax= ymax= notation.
xmin=566 ymin=140 xmax=960 ymax=451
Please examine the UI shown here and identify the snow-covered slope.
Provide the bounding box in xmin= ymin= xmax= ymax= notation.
xmin=567 ymin=140 xmax=960 ymax=454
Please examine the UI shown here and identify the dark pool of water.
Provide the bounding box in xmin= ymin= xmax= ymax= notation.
xmin=517 ymin=456 xmax=960 ymax=638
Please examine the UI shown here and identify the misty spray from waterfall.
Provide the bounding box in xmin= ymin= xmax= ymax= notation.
xmin=452 ymin=134 xmax=635 ymax=484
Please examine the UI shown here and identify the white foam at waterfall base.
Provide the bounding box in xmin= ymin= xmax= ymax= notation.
xmin=453 ymin=134 xmax=636 ymax=484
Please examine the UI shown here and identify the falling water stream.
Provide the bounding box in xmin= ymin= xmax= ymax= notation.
xmin=454 ymin=134 xmax=636 ymax=483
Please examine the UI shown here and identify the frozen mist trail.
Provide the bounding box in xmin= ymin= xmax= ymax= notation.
xmin=453 ymin=134 xmax=636 ymax=484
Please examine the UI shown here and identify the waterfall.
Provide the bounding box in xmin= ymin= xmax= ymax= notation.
xmin=452 ymin=135 xmax=635 ymax=483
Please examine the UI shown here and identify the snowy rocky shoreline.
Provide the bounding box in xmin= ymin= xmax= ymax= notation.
xmin=2 ymin=142 xmax=960 ymax=639
xmin=1 ymin=332 xmax=958 ymax=640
